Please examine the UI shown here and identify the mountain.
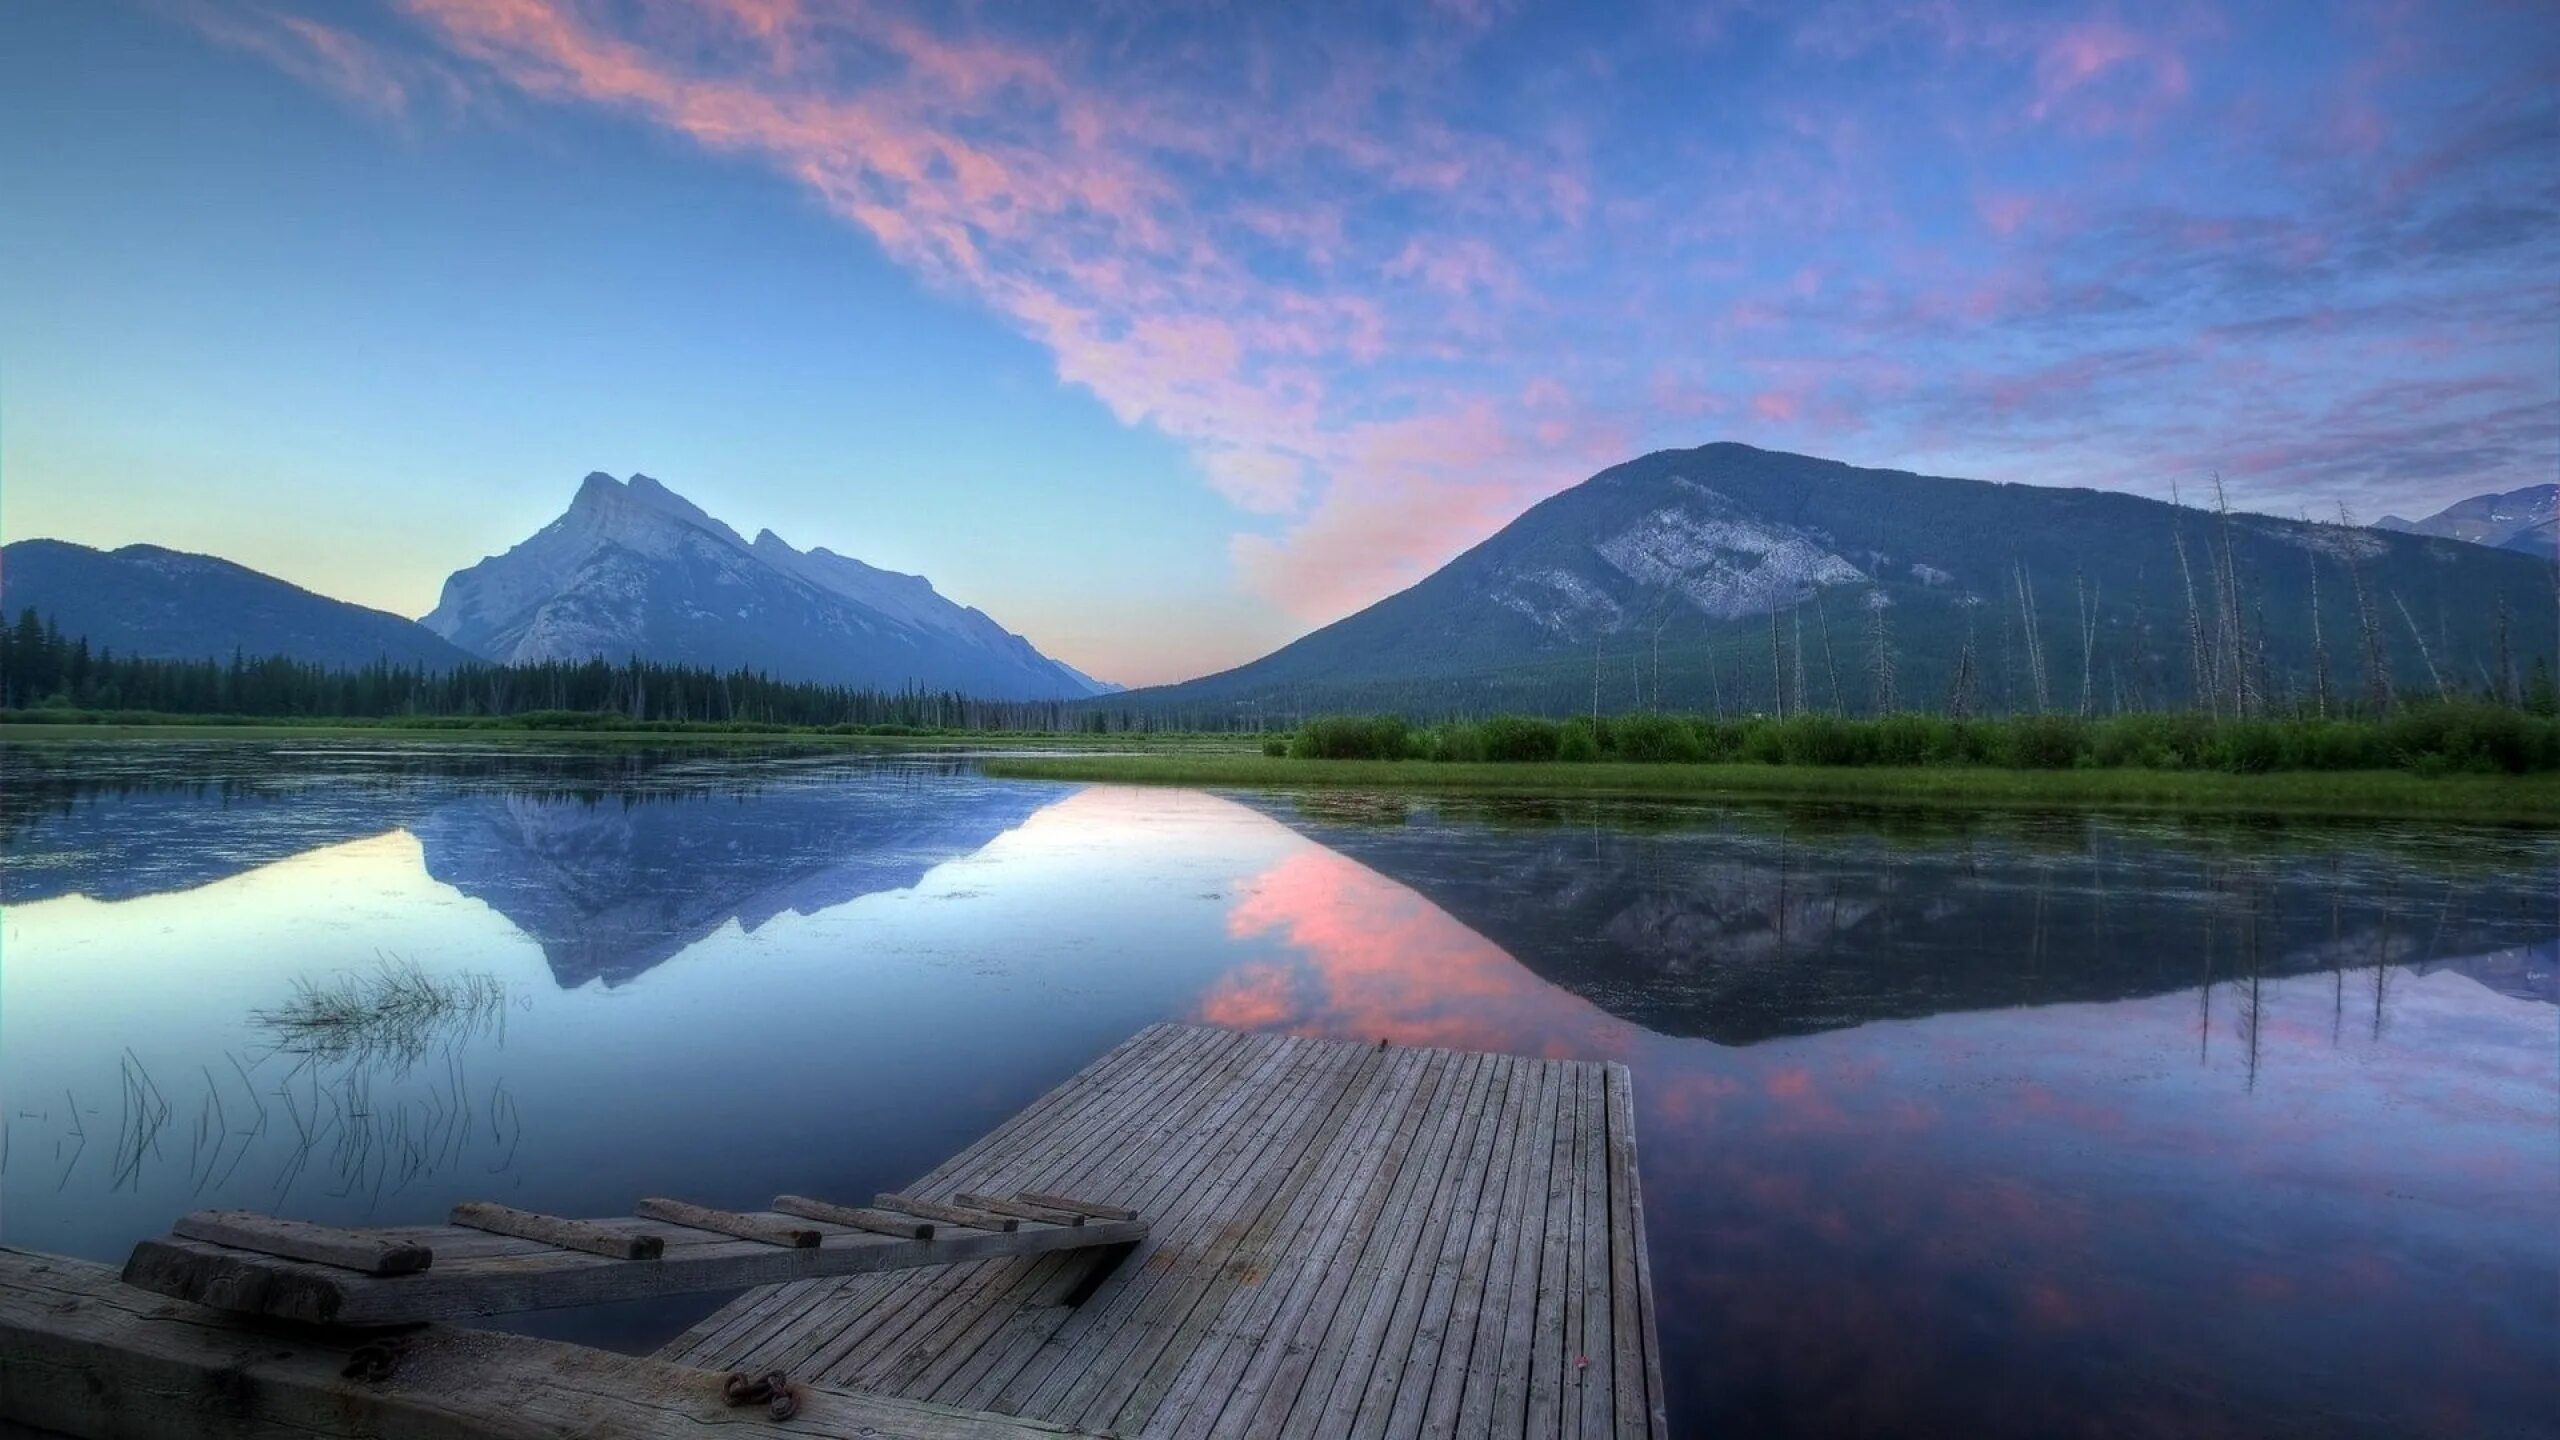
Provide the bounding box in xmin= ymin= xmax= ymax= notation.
xmin=423 ymin=472 xmax=1106 ymax=699
xmin=0 ymin=539 xmax=474 ymax=671
xmin=2377 ymin=484 xmax=2556 ymax=559
xmin=1130 ymin=443 xmax=2557 ymax=717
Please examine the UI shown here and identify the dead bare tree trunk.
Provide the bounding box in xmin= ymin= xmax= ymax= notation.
xmin=2013 ymin=559 xmax=2051 ymax=713
xmin=2494 ymin=591 xmax=2514 ymax=705
xmin=1816 ymin=594 xmax=1842 ymax=713
xmin=1867 ymin=592 xmax=1896 ymax=715
xmin=1949 ymin=604 xmax=1981 ymax=719
xmin=1769 ymin=608 xmax=1784 ymax=718
xmin=2393 ymin=591 xmax=2451 ymax=702
xmin=1790 ymin=605 xmax=1808 ymax=716
xmin=2336 ymin=504 xmax=2393 ymax=713
xmin=2308 ymin=548 xmax=2331 ymax=719
xmin=2074 ymin=568 xmax=2097 ymax=718
xmin=2171 ymin=486 xmax=2214 ymax=716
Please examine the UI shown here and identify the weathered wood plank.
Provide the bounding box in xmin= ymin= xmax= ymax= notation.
xmin=934 ymin=1028 xmax=1296 ymax=1409
xmin=1609 ymin=1063 xmax=1670 ymax=1440
xmin=167 ymin=1211 xmax=430 ymax=1276
xmin=1414 ymin=1049 xmax=1538 ymax=1439
xmin=1000 ymin=1034 xmax=1340 ymax=1416
xmin=955 ymin=1195 xmax=1088 ymax=1227
xmin=661 ymin=1024 xmax=1667 ymax=1440
xmin=1086 ymin=1039 xmax=1391 ymax=1433
xmin=797 ymin=1026 xmax=1272 ymax=1393
xmin=674 ymin=1025 xmax=1219 ymax=1374
xmin=450 ymin=1202 xmax=665 ymax=1260
xmin=635 ymin=1197 xmax=821 ymax=1249
xmin=1141 ymin=1043 xmax=1427 ymax=1439
xmin=1460 ymin=1059 xmax=1559 ymax=1440
xmin=1 ymin=1247 xmax=1102 ymax=1440
xmin=1350 ymin=1052 xmax=1517 ymax=1438
xmin=1299 ymin=1048 xmax=1500 ymax=1438
xmin=1573 ymin=1063 xmax=1615 ymax=1440
xmin=771 ymin=1027 xmax=1257 ymax=1391
xmin=121 ymin=1216 xmax=1146 ymax=1326
xmin=1017 ymin=1192 xmax=1140 ymax=1222
xmin=774 ymin=1195 xmax=935 ymax=1239
xmin=879 ymin=1195 xmax=1024 ymax=1233
xmin=1225 ymin=1046 xmax=1470 ymax=1440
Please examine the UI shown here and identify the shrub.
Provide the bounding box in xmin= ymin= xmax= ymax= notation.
xmin=1998 ymin=714 xmax=2087 ymax=769
xmin=1289 ymin=714 xmax=1413 ymax=760
xmin=1608 ymin=712 xmax=1700 ymax=763
xmin=1555 ymin=717 xmax=1601 ymax=762
xmin=1260 ymin=735 xmax=1289 ymax=757
xmin=1476 ymin=714 xmax=1562 ymax=762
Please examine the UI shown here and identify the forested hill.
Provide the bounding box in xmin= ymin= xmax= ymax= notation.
xmin=1121 ymin=443 xmax=2559 ymax=722
xmin=1 ymin=539 xmax=474 ymax=671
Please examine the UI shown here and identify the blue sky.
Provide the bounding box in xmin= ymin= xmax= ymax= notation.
xmin=4 ymin=1 xmax=2553 ymax=685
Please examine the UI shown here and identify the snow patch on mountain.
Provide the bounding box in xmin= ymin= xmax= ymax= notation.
xmin=1491 ymin=567 xmax=1627 ymax=634
xmin=1593 ymin=507 xmax=1866 ymax=619
xmin=423 ymin=472 xmax=1108 ymax=698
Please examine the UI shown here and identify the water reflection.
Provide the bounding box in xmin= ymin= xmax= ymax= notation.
xmin=1247 ymin=794 xmax=2556 ymax=1044
xmin=1 ymin=744 xmax=2553 ymax=1438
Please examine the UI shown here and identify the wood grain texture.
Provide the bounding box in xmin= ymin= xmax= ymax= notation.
xmin=2 ymin=1247 xmax=1102 ymax=1440
xmin=670 ymin=1024 xmax=1664 ymax=1440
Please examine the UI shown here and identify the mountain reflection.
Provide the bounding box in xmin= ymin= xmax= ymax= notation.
xmin=1245 ymin=797 xmax=2556 ymax=1045
xmin=0 ymin=744 xmax=1053 ymax=990
xmin=414 ymin=781 xmax=1054 ymax=987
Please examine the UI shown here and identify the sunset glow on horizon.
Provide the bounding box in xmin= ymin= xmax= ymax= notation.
xmin=4 ymin=2 xmax=2553 ymax=685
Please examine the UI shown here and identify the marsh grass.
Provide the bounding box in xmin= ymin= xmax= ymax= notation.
xmin=250 ymin=957 xmax=507 ymax=1077
xmin=982 ymin=754 xmax=2560 ymax=821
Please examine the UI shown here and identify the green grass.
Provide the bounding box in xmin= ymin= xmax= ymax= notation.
xmin=981 ymin=754 xmax=2560 ymax=822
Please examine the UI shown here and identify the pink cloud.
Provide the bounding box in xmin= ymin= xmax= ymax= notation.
xmin=182 ymin=3 xmax=463 ymax=122
xmin=2025 ymin=20 xmax=2193 ymax=134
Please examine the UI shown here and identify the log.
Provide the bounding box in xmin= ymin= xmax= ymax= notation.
xmin=170 ymin=1211 xmax=430 ymax=1276
xmin=1016 ymin=1192 xmax=1141 ymax=1222
xmin=1 ymin=1246 xmax=1106 ymax=1439
xmin=635 ymin=1199 xmax=822 ymax=1248
xmin=771 ymin=1195 xmax=934 ymax=1239
xmin=450 ymin=1202 xmax=665 ymax=1261
xmin=119 ymin=1212 xmax=1147 ymax=1326
xmin=876 ymin=1194 xmax=1021 ymax=1232
xmin=955 ymin=1194 xmax=1087 ymax=1226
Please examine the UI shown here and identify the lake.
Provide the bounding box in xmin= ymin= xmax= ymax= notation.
xmin=2 ymin=740 xmax=2552 ymax=1438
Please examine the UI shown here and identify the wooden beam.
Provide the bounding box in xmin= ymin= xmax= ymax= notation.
xmin=954 ymin=1194 xmax=1087 ymax=1226
xmin=119 ymin=1211 xmax=1147 ymax=1326
xmin=636 ymin=1198 xmax=821 ymax=1248
xmin=1 ymin=1247 xmax=1103 ymax=1440
xmin=450 ymin=1202 xmax=664 ymax=1261
xmin=876 ymin=1194 xmax=1021 ymax=1232
xmin=170 ymin=1211 xmax=430 ymax=1276
xmin=772 ymin=1195 xmax=934 ymax=1239
xmin=1015 ymin=1192 xmax=1140 ymax=1222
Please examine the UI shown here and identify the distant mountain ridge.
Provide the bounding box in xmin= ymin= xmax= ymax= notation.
xmin=1125 ymin=442 xmax=2555 ymax=717
xmin=2378 ymin=484 xmax=2556 ymax=559
xmin=423 ymin=473 xmax=1108 ymax=699
xmin=0 ymin=539 xmax=475 ymax=670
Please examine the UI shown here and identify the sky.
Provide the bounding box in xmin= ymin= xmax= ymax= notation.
xmin=3 ymin=1 xmax=2554 ymax=687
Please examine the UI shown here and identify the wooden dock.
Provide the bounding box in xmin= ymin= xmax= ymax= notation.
xmin=671 ymin=1022 xmax=1667 ymax=1439
xmin=0 ymin=1022 xmax=1664 ymax=1439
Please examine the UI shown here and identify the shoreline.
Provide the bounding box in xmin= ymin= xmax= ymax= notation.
xmin=979 ymin=754 xmax=2560 ymax=822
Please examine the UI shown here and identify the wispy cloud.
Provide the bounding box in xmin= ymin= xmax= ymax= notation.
xmin=202 ymin=0 xmax=2560 ymax=631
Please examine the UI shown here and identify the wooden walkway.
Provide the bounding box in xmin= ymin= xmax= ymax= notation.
xmin=667 ymin=1022 xmax=1667 ymax=1439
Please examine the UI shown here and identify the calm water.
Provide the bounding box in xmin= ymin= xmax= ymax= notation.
xmin=2 ymin=741 xmax=2553 ymax=1438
